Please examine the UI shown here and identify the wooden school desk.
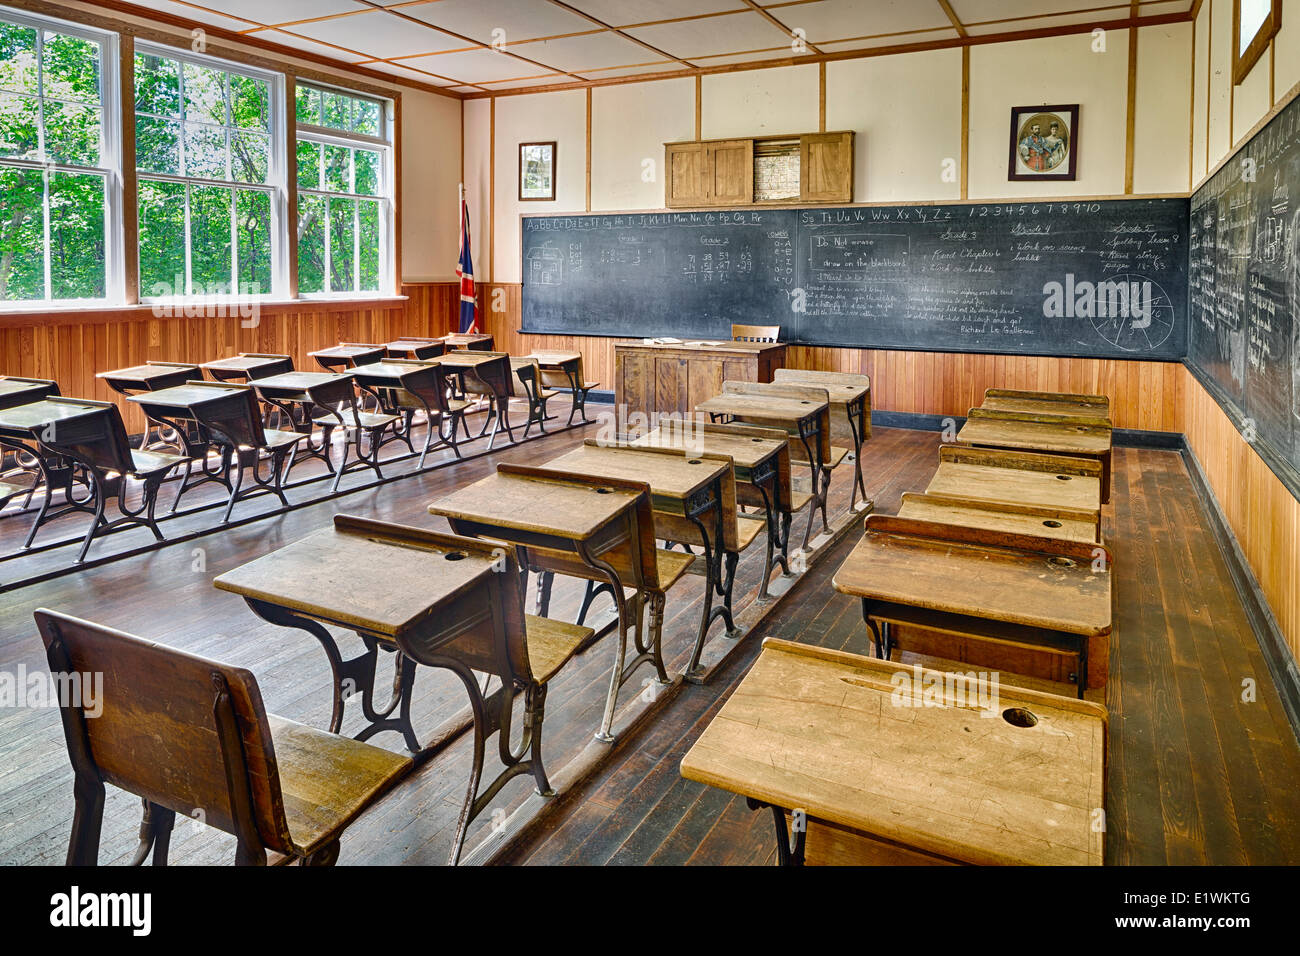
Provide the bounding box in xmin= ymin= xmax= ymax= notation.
xmin=384 ymin=338 xmax=446 ymax=360
xmin=0 ymin=376 xmax=60 ymax=410
xmin=200 ymin=353 xmax=293 ymax=383
xmin=615 ymin=340 xmax=786 ymax=420
xmin=429 ymin=465 xmax=658 ymax=741
xmin=0 ymin=398 xmax=100 ymax=549
xmin=695 ymin=390 xmax=830 ymax=551
xmin=540 ymin=441 xmax=739 ymax=679
xmin=437 ymin=351 xmax=515 ymax=447
xmin=956 ymin=407 xmax=1114 ymax=504
xmin=926 ymin=445 xmax=1103 ymax=540
xmin=772 ymin=368 xmax=871 ymax=509
xmin=833 ymin=515 xmax=1112 ymax=695
xmin=528 ymin=350 xmax=598 ymax=425
xmin=981 ymin=387 xmax=1111 ymax=422
xmin=309 ymin=343 xmax=387 ymax=373
xmin=897 ymin=492 xmax=1100 ymax=543
xmin=442 ymin=333 xmax=495 ymax=351
xmin=213 ymin=515 xmax=585 ymax=864
xmin=97 ymin=362 xmax=203 ymax=450
xmin=630 ymin=420 xmax=792 ymax=598
xmin=680 ymin=638 xmax=1106 ymax=866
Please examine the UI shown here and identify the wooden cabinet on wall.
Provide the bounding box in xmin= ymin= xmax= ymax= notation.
xmin=665 ymin=139 xmax=754 ymax=207
xmin=664 ymin=131 xmax=852 ymax=207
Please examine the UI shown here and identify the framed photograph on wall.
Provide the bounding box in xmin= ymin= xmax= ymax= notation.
xmin=519 ymin=141 xmax=556 ymax=201
xmin=1008 ymin=105 xmax=1078 ymax=181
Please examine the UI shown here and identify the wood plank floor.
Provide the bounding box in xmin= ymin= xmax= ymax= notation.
xmin=0 ymin=425 xmax=1296 ymax=865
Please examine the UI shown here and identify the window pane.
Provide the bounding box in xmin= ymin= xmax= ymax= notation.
xmin=329 ymin=198 xmax=355 ymax=292
xmin=48 ymin=171 xmax=104 ymax=299
xmin=0 ymin=92 xmax=40 ymax=160
xmin=0 ymin=167 xmax=45 ymax=301
xmin=230 ymin=73 xmax=268 ymax=131
xmin=137 ymin=179 xmax=186 ymax=297
xmin=0 ymin=23 xmax=38 ymax=95
xmin=235 ymin=189 xmax=270 ymax=295
xmin=353 ymin=98 xmax=380 ymax=136
xmin=296 ymin=139 xmax=320 ymax=190
xmin=136 ymin=115 xmax=180 ymax=175
xmin=231 ymin=129 xmax=269 ymax=183
xmin=190 ymin=184 xmax=232 ymax=294
xmin=295 ymin=84 xmax=319 ymax=126
xmin=323 ymin=143 xmax=349 ymax=192
xmin=358 ymin=199 xmax=379 ymax=292
xmin=354 ymin=148 xmax=380 ymax=196
xmin=322 ymin=90 xmax=349 ymax=130
xmin=43 ymin=99 xmax=100 ymax=167
xmin=134 ymin=52 xmax=180 ymax=116
xmin=42 ymin=31 xmax=100 ymax=105
xmin=184 ymin=121 xmax=227 ymax=179
xmin=297 ymin=193 xmax=325 ymax=293
xmin=183 ymin=61 xmax=227 ymax=125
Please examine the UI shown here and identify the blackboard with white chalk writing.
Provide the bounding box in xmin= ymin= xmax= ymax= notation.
xmin=1187 ymin=91 xmax=1300 ymax=484
xmin=520 ymin=198 xmax=1188 ymax=360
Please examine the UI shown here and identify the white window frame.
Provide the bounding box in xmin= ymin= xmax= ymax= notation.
xmin=134 ymin=40 xmax=287 ymax=304
xmin=0 ymin=5 xmax=122 ymax=309
xmin=295 ymin=81 xmax=394 ymax=299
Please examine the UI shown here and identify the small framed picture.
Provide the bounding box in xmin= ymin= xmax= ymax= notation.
xmin=1008 ymin=105 xmax=1078 ymax=181
xmin=519 ymin=141 xmax=556 ymax=201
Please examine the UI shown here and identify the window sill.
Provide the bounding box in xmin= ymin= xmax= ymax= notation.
xmin=0 ymin=295 xmax=410 ymax=327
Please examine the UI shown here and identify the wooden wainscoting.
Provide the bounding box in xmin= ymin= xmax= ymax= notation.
xmin=471 ymin=282 xmax=1184 ymax=431
xmin=1 ymin=282 xmax=459 ymax=432
xmin=1180 ymin=368 xmax=1300 ymax=665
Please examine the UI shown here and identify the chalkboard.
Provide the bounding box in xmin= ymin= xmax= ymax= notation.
xmin=521 ymin=198 xmax=1188 ymax=360
xmin=1188 ymin=92 xmax=1300 ymax=488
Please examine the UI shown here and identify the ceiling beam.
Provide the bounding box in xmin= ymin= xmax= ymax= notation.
xmin=737 ymin=0 xmax=823 ymax=54
xmin=539 ymin=0 xmax=699 ymax=69
xmin=936 ymin=0 xmax=969 ymax=38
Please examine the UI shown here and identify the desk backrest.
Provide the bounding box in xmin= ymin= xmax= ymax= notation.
xmin=182 ymin=381 xmax=270 ymax=449
xmin=36 ymin=400 xmax=134 ymax=475
xmin=509 ymin=357 xmax=541 ymax=398
xmin=455 ymin=351 xmax=511 ymax=396
xmin=731 ymin=324 xmax=780 ymax=343
xmin=34 ymin=609 xmax=296 ymax=856
xmin=242 ymin=354 xmax=294 ymax=379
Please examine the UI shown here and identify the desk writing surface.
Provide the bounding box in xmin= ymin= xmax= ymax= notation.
xmin=832 ymin=519 xmax=1110 ymax=636
xmin=543 ymin=443 xmax=727 ymax=501
xmin=0 ymin=399 xmax=103 ymax=431
xmin=631 ymin=427 xmax=784 ymax=471
xmin=348 ymin=361 xmax=427 ymax=381
xmin=956 ymin=416 xmax=1112 ymax=456
xmin=312 ymin=344 xmax=384 ymax=359
xmin=679 ymin=638 xmax=1106 ymax=866
xmin=254 ymin=371 xmax=351 ymax=390
xmin=926 ymin=450 xmax=1102 ymax=514
xmin=695 ymin=394 xmax=825 ymax=422
xmin=429 ymin=470 xmax=641 ymax=540
xmin=213 ymin=523 xmax=498 ymax=637
xmin=436 ymin=352 xmax=500 ymax=368
xmin=898 ymin=492 xmax=1098 ymax=543
xmin=97 ymin=364 xmax=197 ymax=383
xmin=126 ymin=383 xmax=243 ymax=408
xmin=0 ymin=379 xmax=55 ymax=410
xmin=981 ymin=396 xmax=1111 ymax=421
xmin=202 ymin=356 xmax=278 ymax=372
xmin=767 ymin=376 xmax=867 ymax=406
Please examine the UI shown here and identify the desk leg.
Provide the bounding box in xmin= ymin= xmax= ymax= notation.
xmin=846 ymin=397 xmax=869 ymax=512
xmin=685 ymin=504 xmax=729 ymax=682
xmin=745 ymin=797 xmax=806 ymax=866
xmin=579 ymin=543 xmax=632 ymax=743
xmin=796 ymin=428 xmax=822 ymax=552
xmin=861 ymin=599 xmax=891 ymax=659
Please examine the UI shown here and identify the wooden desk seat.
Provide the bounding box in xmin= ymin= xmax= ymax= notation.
xmin=509 ymin=357 xmax=557 ymax=439
xmin=736 ymin=513 xmax=766 ymax=550
xmin=35 ymin=608 xmax=413 ymax=866
xmin=522 ymin=614 xmax=594 ymax=683
xmin=0 ymin=479 xmax=22 ymax=509
xmin=530 ymin=351 xmax=600 ymax=426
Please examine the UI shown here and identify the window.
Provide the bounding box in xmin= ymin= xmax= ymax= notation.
xmin=134 ymin=44 xmax=284 ymax=300
xmin=1233 ymin=0 xmax=1281 ymax=85
xmin=0 ymin=11 xmax=119 ymax=305
xmin=294 ymin=82 xmax=391 ymax=296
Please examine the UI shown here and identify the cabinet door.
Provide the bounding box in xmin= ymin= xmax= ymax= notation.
xmin=800 ymin=131 xmax=854 ymax=203
xmin=665 ymin=143 xmax=706 ymax=207
xmin=705 ymin=139 xmax=754 ymax=205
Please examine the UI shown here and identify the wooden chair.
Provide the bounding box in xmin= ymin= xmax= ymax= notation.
xmin=0 ymin=376 xmax=63 ymax=511
xmin=731 ymin=324 xmax=780 ymax=343
xmin=35 ymin=608 xmax=413 ymax=866
xmin=34 ymin=399 xmax=190 ymax=562
xmin=509 ymin=357 xmax=557 ymax=439
xmin=360 ymin=360 xmax=470 ymax=468
xmin=297 ymin=377 xmax=401 ymax=492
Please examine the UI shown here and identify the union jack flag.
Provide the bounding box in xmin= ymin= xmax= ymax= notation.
xmin=456 ymin=196 xmax=477 ymax=333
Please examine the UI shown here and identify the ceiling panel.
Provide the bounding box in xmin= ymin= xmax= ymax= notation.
xmin=951 ymin=0 xmax=1126 ymax=25
xmin=140 ymin=0 xmax=262 ymax=30
xmin=575 ymin=60 xmax=681 ymax=79
xmin=818 ymin=28 xmax=961 ymax=51
xmin=687 ymin=47 xmax=809 ymax=66
xmin=191 ymin=0 xmax=368 ymax=27
xmin=1140 ymin=0 xmax=1194 ymax=14
xmin=400 ymin=48 xmax=555 ymax=83
xmin=560 ymin=0 xmax=749 ymax=27
xmin=365 ymin=61 xmax=461 ymax=85
xmin=762 ymin=0 xmax=954 ymax=43
xmin=964 ymin=7 xmax=1132 ymax=35
xmin=403 ymin=0 xmax=602 ymax=44
xmin=477 ymin=74 xmax=572 ymax=90
xmin=513 ymin=31 xmax=674 ymax=72
xmin=625 ymin=11 xmax=796 ymax=59
xmin=246 ymin=28 xmax=371 ymax=62
xmin=289 ymin=9 xmax=464 ymax=58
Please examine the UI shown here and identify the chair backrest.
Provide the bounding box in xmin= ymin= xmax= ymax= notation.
xmin=456 ymin=351 xmax=511 ymax=397
xmin=773 ymin=368 xmax=869 ymax=389
xmin=722 ymin=380 xmax=830 ymax=405
xmin=731 ymin=324 xmax=780 ymax=343
xmin=508 ymin=357 xmax=541 ymax=399
xmin=34 ymin=609 xmax=295 ymax=856
xmin=191 ymin=382 xmax=270 ymax=450
xmin=376 ymin=359 xmax=453 ymax=414
xmin=534 ymin=354 xmax=584 ymax=391
xmin=37 ymin=400 xmax=135 ymax=476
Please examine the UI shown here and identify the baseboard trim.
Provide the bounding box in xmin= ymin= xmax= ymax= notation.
xmin=1181 ymin=441 xmax=1300 ymax=743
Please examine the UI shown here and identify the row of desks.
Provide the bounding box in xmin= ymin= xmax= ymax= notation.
xmin=682 ymin=387 xmax=1117 ymax=866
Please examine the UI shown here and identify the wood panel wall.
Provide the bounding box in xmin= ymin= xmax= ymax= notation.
xmin=1180 ymin=368 xmax=1300 ymax=665
xmin=0 ymin=282 xmax=458 ymax=432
